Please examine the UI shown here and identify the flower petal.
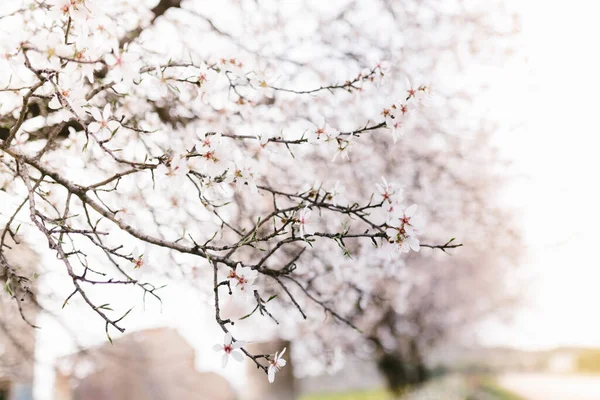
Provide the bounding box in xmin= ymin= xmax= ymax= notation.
xmin=224 ymin=332 xmax=232 ymax=345
xmin=231 ymin=350 xmax=243 ymax=362
xmin=232 ymin=340 xmax=246 ymax=349
xmin=88 ymin=122 xmax=101 ymax=133
xmin=221 ymin=353 xmax=229 ymax=368
xmin=90 ymin=107 xmax=102 ymax=122
xmin=268 ymin=366 xmax=275 ymax=383
xmin=102 ymin=104 xmax=111 ymax=120
xmin=409 ymin=237 xmax=420 ymax=252
xmin=405 ymin=204 xmax=418 ymax=217
xmin=107 ymin=120 xmax=120 ymax=131
xmin=213 ymin=344 xmax=222 ymax=352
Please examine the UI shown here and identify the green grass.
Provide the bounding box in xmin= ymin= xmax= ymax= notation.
xmin=301 ymin=388 xmax=390 ymax=400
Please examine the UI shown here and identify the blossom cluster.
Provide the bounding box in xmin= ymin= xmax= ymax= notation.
xmin=377 ymin=178 xmax=424 ymax=254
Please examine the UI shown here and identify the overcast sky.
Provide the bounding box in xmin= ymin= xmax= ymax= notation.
xmin=481 ymin=0 xmax=600 ymax=349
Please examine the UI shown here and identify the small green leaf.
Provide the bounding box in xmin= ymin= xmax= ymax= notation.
xmin=266 ymin=294 xmax=278 ymax=303
xmin=240 ymin=305 xmax=259 ymax=320
xmin=4 ymin=280 xmax=13 ymax=297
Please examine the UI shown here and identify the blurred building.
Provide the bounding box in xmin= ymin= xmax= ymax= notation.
xmin=0 ymin=235 xmax=39 ymax=400
xmin=54 ymin=328 xmax=236 ymax=400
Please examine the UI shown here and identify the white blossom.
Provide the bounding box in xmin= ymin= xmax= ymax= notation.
xmin=88 ymin=105 xmax=120 ymax=140
xmin=212 ymin=333 xmax=245 ymax=368
xmin=227 ymin=264 xmax=258 ymax=298
xmin=106 ymin=46 xmax=140 ymax=83
xmin=268 ymin=347 xmax=287 ymax=383
xmin=48 ymin=79 xmax=88 ymax=119
xmin=297 ymin=207 xmax=315 ymax=237
xmin=155 ymin=153 xmax=190 ymax=188
xmin=131 ymin=247 xmax=147 ymax=269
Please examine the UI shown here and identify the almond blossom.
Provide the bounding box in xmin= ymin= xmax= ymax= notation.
xmin=194 ymin=140 xmax=227 ymax=177
xmin=88 ymin=105 xmax=120 ymax=140
xmin=249 ymin=69 xmax=271 ymax=90
xmin=106 ymin=45 xmax=140 ymax=83
xmin=332 ymin=137 xmax=352 ymax=162
xmin=48 ymin=80 xmax=88 ymax=119
xmin=227 ymin=264 xmax=258 ymax=298
xmin=48 ymin=0 xmax=93 ymax=22
xmin=228 ymin=159 xmax=259 ymax=193
xmin=307 ymin=123 xmax=339 ymax=144
xmin=268 ymin=347 xmax=287 ymax=383
xmin=406 ymin=78 xmax=433 ymax=108
xmin=131 ymin=247 xmax=147 ymax=269
xmin=297 ymin=207 xmax=315 ymax=237
xmin=385 ymin=102 xmax=412 ymax=143
xmin=376 ymin=177 xmax=402 ymax=205
xmin=155 ymin=153 xmax=190 ymax=188
xmin=327 ymin=181 xmax=345 ymax=205
xmin=386 ymin=204 xmax=424 ymax=254
xmin=213 ymin=333 xmax=245 ymax=368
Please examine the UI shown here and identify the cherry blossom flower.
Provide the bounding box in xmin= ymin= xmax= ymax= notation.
xmin=0 ymin=46 xmax=22 ymax=86
xmin=49 ymin=80 xmax=88 ymax=119
xmin=385 ymin=204 xmax=424 ymax=255
xmin=155 ymin=153 xmax=190 ymax=188
xmin=376 ymin=177 xmax=396 ymax=204
xmin=106 ymin=45 xmax=140 ymax=83
xmin=227 ymin=263 xmax=258 ymax=298
xmin=68 ymin=46 xmax=99 ymax=83
xmin=332 ymin=137 xmax=352 ymax=162
xmin=405 ymin=78 xmax=433 ymax=108
xmin=399 ymin=204 xmax=425 ymax=236
xmin=385 ymin=111 xmax=405 ymax=143
xmin=193 ymin=63 xmax=219 ymax=103
xmin=48 ymin=0 xmax=92 ymax=22
xmin=38 ymin=32 xmax=72 ymax=59
xmin=218 ymin=57 xmax=245 ymax=76
xmin=249 ymin=69 xmax=270 ymax=89
xmin=307 ymin=123 xmax=339 ymax=144
xmin=195 ymin=141 xmax=227 ymax=177
xmin=268 ymin=347 xmax=287 ymax=383
xmin=213 ymin=333 xmax=245 ymax=368
xmin=385 ymin=226 xmax=420 ymax=255
xmin=228 ymin=160 xmax=259 ymax=193
xmin=131 ymin=247 xmax=147 ymax=269
xmin=297 ymin=207 xmax=314 ymax=237
xmin=327 ymin=181 xmax=345 ymax=205
xmin=398 ymin=235 xmax=421 ymax=253
xmin=195 ymin=132 xmax=221 ymax=150
xmin=88 ymin=105 xmax=120 ymax=140
xmin=201 ymin=178 xmax=234 ymax=204
xmin=405 ymin=78 xmax=419 ymax=100
xmin=148 ymin=64 xmax=181 ymax=98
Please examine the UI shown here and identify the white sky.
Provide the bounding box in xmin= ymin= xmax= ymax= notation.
xmin=481 ymin=0 xmax=600 ymax=349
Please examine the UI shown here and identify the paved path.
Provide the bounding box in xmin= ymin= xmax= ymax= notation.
xmin=498 ymin=373 xmax=600 ymax=400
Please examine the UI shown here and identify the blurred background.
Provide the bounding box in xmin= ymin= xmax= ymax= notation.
xmin=1 ymin=0 xmax=599 ymax=399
